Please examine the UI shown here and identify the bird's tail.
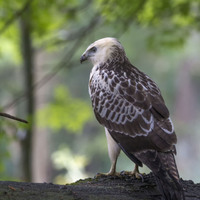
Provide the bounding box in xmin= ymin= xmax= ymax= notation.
xmin=135 ymin=150 xmax=185 ymax=200
xmin=154 ymin=151 xmax=185 ymax=200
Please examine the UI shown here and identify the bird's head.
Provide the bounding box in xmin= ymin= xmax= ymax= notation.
xmin=80 ymin=37 xmax=125 ymax=65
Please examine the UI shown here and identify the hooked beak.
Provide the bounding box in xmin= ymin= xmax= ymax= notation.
xmin=80 ymin=53 xmax=88 ymax=63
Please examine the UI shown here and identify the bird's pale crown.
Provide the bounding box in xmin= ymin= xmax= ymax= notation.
xmin=80 ymin=37 xmax=124 ymax=65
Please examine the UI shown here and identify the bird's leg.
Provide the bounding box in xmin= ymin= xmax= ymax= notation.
xmin=131 ymin=164 xmax=144 ymax=179
xmin=96 ymin=128 xmax=120 ymax=177
xmin=103 ymin=154 xmax=119 ymax=176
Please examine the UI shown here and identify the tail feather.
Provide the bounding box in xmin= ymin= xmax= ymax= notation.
xmin=154 ymin=168 xmax=184 ymax=200
xmin=135 ymin=150 xmax=185 ymax=200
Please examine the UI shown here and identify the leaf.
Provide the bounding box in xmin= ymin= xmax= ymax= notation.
xmin=36 ymin=86 xmax=92 ymax=133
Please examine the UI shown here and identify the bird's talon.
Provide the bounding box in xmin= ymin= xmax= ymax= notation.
xmin=134 ymin=172 xmax=145 ymax=182
xmin=120 ymin=171 xmax=132 ymax=176
xmin=95 ymin=173 xmax=107 ymax=178
xmin=95 ymin=172 xmax=120 ymax=178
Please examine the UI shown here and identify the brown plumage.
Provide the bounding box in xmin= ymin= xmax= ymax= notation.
xmin=81 ymin=37 xmax=185 ymax=200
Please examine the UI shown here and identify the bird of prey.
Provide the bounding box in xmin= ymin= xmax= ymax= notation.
xmin=80 ymin=37 xmax=185 ymax=200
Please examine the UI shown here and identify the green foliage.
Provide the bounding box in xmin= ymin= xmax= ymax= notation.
xmin=30 ymin=0 xmax=80 ymax=39
xmin=0 ymin=0 xmax=79 ymax=32
xmin=96 ymin=0 xmax=198 ymax=27
xmin=0 ymin=37 xmax=21 ymax=64
xmin=95 ymin=0 xmax=200 ymax=48
xmin=52 ymin=145 xmax=89 ymax=183
xmin=37 ymin=86 xmax=92 ymax=133
xmin=0 ymin=0 xmax=83 ymax=51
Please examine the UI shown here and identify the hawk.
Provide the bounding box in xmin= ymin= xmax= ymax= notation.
xmin=80 ymin=37 xmax=185 ymax=200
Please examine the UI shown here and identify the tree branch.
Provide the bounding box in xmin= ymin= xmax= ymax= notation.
xmin=0 ymin=112 xmax=28 ymax=123
xmin=0 ymin=173 xmax=199 ymax=199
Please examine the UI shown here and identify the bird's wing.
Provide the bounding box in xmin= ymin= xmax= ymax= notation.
xmin=90 ymin=63 xmax=177 ymax=153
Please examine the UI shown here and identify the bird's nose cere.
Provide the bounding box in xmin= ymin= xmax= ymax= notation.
xmin=80 ymin=54 xmax=87 ymax=63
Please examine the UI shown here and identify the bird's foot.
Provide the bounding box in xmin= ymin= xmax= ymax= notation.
xmin=132 ymin=165 xmax=145 ymax=180
xmin=132 ymin=171 xmax=145 ymax=180
xmin=120 ymin=170 xmax=145 ymax=181
xmin=95 ymin=171 xmax=120 ymax=178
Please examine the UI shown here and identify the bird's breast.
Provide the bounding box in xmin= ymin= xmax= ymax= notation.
xmin=88 ymin=65 xmax=101 ymax=97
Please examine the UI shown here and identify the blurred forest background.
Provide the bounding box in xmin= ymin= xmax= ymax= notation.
xmin=0 ymin=0 xmax=200 ymax=184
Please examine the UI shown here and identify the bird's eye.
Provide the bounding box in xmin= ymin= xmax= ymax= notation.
xmin=90 ymin=46 xmax=97 ymax=53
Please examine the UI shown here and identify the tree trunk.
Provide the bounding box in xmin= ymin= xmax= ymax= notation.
xmin=0 ymin=173 xmax=198 ymax=200
xmin=19 ymin=14 xmax=35 ymax=182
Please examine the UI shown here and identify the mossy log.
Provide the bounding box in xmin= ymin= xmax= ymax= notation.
xmin=0 ymin=173 xmax=199 ymax=200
